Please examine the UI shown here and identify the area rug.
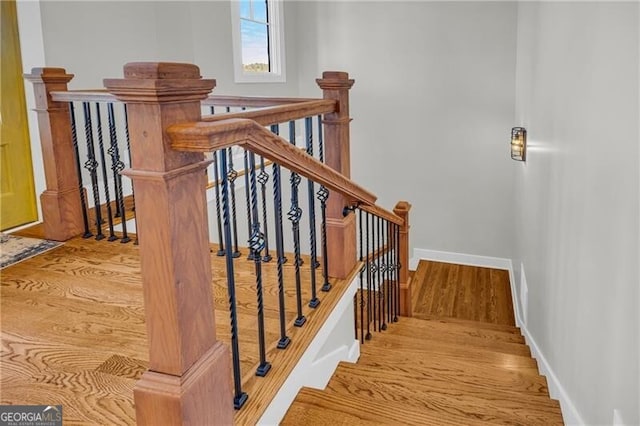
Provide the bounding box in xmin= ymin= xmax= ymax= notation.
xmin=0 ymin=233 xmax=62 ymax=269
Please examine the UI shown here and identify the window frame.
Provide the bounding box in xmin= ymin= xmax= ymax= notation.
xmin=230 ymin=0 xmax=286 ymax=84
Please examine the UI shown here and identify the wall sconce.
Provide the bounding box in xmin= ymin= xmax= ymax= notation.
xmin=511 ymin=127 xmax=527 ymax=161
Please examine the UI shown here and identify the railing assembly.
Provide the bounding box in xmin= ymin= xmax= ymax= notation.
xmin=26 ymin=63 xmax=412 ymax=426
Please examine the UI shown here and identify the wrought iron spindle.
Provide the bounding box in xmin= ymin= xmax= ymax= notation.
xmin=271 ymin=124 xmax=287 ymax=265
xmin=212 ymin=151 xmax=225 ymax=255
xmin=358 ymin=209 xmax=365 ymax=343
xmin=69 ymin=103 xmax=92 ymax=239
xmin=365 ymin=211 xmax=372 ymax=340
xmin=247 ymin=152 xmax=271 ymax=376
xmin=227 ymin=148 xmax=241 ymax=258
xmin=82 ymin=102 xmax=104 ymax=240
xmin=317 ymin=115 xmax=331 ymax=291
xmin=393 ymin=225 xmax=401 ymax=322
xmin=94 ymin=103 xmax=116 ymax=241
xmin=385 ymin=219 xmax=391 ymax=326
xmin=258 ymin=157 xmax=272 ymax=262
xmin=287 ymin=122 xmax=306 ymax=327
xmin=106 ymin=103 xmax=130 ymax=243
xmin=244 ymin=149 xmax=255 ymax=260
xmin=371 ymin=213 xmax=378 ymax=332
xmin=218 ymin=148 xmax=248 ymax=409
xmin=271 ymin=139 xmax=291 ymax=348
xmin=305 ymin=117 xmax=320 ymax=308
xmin=123 ymin=105 xmax=138 ymax=244
xmin=379 ymin=216 xmax=386 ymax=331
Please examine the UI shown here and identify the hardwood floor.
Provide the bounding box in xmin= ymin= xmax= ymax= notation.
xmin=1 ymin=233 xmax=339 ymax=425
xmin=411 ymin=259 xmax=516 ymax=326
xmin=282 ymin=261 xmax=564 ymax=425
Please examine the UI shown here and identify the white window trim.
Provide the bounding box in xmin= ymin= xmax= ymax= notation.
xmin=230 ymin=0 xmax=286 ymax=84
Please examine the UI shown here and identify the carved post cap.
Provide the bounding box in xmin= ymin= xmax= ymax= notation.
xmin=104 ymin=62 xmax=215 ymax=104
xmin=393 ymin=201 xmax=412 ymax=218
xmin=316 ymin=71 xmax=355 ymax=90
xmin=24 ymin=67 xmax=74 ymax=83
xmin=123 ymin=62 xmax=202 ymax=80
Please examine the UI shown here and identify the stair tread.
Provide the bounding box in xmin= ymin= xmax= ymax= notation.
xmin=356 ymin=347 xmax=547 ymax=389
xmin=385 ymin=319 xmax=529 ymax=354
xmin=409 ymin=312 xmax=522 ymax=333
xmin=396 ymin=316 xmax=524 ymax=342
xmin=282 ymin=387 xmax=490 ymax=426
xmin=368 ymin=330 xmax=535 ymax=362
xmin=321 ymin=365 xmax=562 ymax=425
xmin=333 ymin=362 xmax=557 ymax=408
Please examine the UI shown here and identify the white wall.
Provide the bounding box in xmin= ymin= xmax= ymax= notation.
xmin=18 ymin=0 xmax=304 ymax=219
xmin=294 ymin=1 xmax=519 ymax=259
xmin=513 ymin=2 xmax=639 ymax=424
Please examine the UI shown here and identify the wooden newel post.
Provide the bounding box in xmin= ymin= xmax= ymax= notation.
xmin=394 ymin=201 xmax=412 ymax=317
xmin=316 ymin=71 xmax=357 ymax=279
xmin=104 ymin=63 xmax=233 ymax=425
xmin=24 ymin=68 xmax=84 ymax=241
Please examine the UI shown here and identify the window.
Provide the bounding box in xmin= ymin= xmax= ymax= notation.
xmin=231 ymin=0 xmax=285 ymax=83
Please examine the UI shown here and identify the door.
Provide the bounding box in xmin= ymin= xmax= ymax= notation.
xmin=0 ymin=0 xmax=38 ymax=231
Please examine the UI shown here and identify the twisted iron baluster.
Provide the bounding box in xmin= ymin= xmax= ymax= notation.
xmin=123 ymin=105 xmax=138 ymax=244
xmin=258 ymin=157 xmax=272 ymax=262
xmin=365 ymin=211 xmax=372 ymax=340
xmin=82 ymin=102 xmax=104 ymax=240
xmin=212 ymin=151 xmax=225 ymax=256
xmin=271 ymin=125 xmax=290 ymax=348
xmin=219 ymin=149 xmax=248 ymax=409
xmin=247 ymin=152 xmax=271 ymax=376
xmin=228 ymin=148 xmax=241 ymax=258
xmin=243 ymin=149 xmax=255 ymax=260
xmin=317 ymin=115 xmax=331 ymax=291
xmin=393 ymin=225 xmax=400 ymax=322
xmin=358 ymin=209 xmax=365 ymax=343
xmin=69 ymin=102 xmax=92 ymax=238
xmin=94 ymin=103 xmax=117 ymax=241
xmin=288 ymin=122 xmax=306 ymax=326
xmin=305 ymin=117 xmax=320 ymax=308
xmin=106 ymin=103 xmax=130 ymax=243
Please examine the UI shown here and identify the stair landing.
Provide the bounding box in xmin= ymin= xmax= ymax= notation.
xmin=282 ymin=260 xmax=564 ymax=425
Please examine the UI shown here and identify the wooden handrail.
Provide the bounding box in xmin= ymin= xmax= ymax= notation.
xmin=201 ymin=99 xmax=337 ymax=127
xmin=50 ymin=89 xmax=327 ymax=110
xmin=168 ymin=118 xmax=403 ymax=226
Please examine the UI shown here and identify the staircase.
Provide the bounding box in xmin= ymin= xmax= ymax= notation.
xmin=282 ymin=262 xmax=564 ymax=425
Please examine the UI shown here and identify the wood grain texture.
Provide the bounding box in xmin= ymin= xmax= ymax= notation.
xmin=1 ymin=234 xmax=344 ymax=425
xmin=283 ymin=259 xmax=563 ymax=426
xmin=24 ymin=68 xmax=84 ymax=241
xmin=411 ymin=260 xmax=516 ymax=326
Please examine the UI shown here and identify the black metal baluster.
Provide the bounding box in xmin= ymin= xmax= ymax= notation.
xmin=288 ymin=122 xmax=306 ymax=326
xmin=94 ymin=103 xmax=117 ymax=241
xmin=228 ymin=148 xmax=241 ymax=258
xmin=385 ymin=220 xmax=391 ymax=327
xmin=82 ymin=102 xmax=104 ymax=240
xmin=365 ymin=211 xmax=372 ymax=340
xmin=258 ymin=157 xmax=272 ymax=262
xmin=305 ymin=117 xmax=320 ymax=308
xmin=271 ymin=146 xmax=291 ymax=349
xmin=379 ymin=216 xmax=386 ymax=331
xmin=219 ymin=149 xmax=248 ymax=409
xmin=210 ymin=106 xmax=215 ymax=115
xmin=106 ymin=104 xmax=130 ymax=243
xmin=243 ymin=149 xmax=255 ymax=260
xmin=247 ymin=152 xmax=271 ymax=376
xmin=371 ymin=213 xmax=378 ymax=332
xmin=317 ymin=115 xmax=331 ymax=291
xmin=69 ymin=102 xmax=92 ymax=238
xmin=271 ymin=124 xmax=287 ymax=265
xmin=358 ymin=209 xmax=365 ymax=343
xmin=123 ymin=104 xmax=138 ymax=244
xmin=212 ymin=151 xmax=225 ymax=256
xmin=393 ymin=225 xmax=401 ymax=322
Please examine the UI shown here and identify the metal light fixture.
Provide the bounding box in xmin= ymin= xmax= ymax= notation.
xmin=511 ymin=127 xmax=527 ymax=161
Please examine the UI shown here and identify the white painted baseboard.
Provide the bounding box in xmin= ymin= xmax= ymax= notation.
xmin=410 ymin=248 xmax=512 ymax=271
xmin=411 ymin=247 xmax=585 ymax=425
xmin=257 ymin=274 xmax=360 ymax=425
